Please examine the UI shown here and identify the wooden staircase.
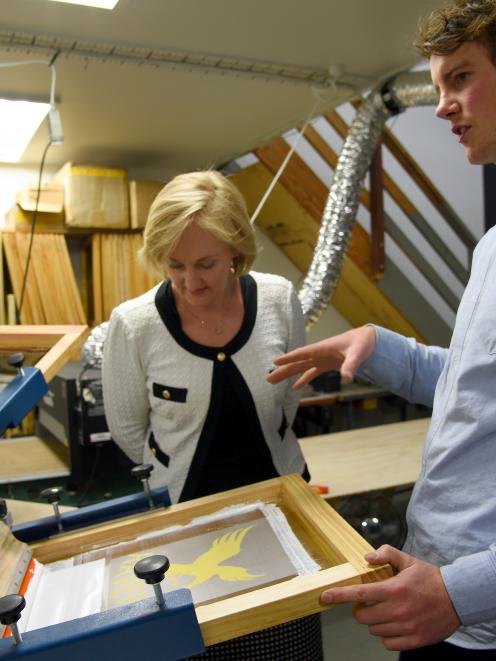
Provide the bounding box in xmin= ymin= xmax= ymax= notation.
xmin=232 ymin=104 xmax=476 ymax=345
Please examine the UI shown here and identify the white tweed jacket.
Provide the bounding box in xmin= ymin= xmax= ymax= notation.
xmin=102 ymin=271 xmax=307 ymax=503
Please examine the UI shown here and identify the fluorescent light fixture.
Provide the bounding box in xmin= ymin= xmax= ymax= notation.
xmin=46 ymin=0 xmax=120 ymax=8
xmin=0 ymin=98 xmax=50 ymax=163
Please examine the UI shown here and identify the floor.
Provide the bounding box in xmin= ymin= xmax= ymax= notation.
xmin=322 ymin=605 xmax=397 ymax=661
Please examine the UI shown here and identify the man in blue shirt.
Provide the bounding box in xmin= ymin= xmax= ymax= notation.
xmin=267 ymin=1 xmax=496 ymax=658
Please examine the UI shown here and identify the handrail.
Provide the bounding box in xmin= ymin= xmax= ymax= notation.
xmin=369 ymin=140 xmax=385 ymax=279
xmin=325 ymin=110 xmax=470 ymax=286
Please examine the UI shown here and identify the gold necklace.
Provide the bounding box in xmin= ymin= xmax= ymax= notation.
xmin=187 ymin=305 xmax=225 ymax=335
xmin=178 ymin=280 xmax=238 ymax=335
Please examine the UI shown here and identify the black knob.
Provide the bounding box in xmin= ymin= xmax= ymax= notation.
xmin=131 ymin=464 xmax=154 ymax=508
xmin=131 ymin=464 xmax=154 ymax=481
xmin=40 ymin=486 xmax=63 ymax=504
xmin=0 ymin=499 xmax=12 ymax=528
xmin=40 ymin=487 xmax=64 ymax=532
xmin=0 ymin=594 xmax=25 ymax=626
xmin=134 ymin=555 xmax=170 ymax=584
xmin=134 ymin=555 xmax=169 ymax=607
xmin=7 ymin=353 xmax=25 ymax=370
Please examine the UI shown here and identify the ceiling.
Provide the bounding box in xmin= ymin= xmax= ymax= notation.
xmin=0 ymin=0 xmax=442 ymax=177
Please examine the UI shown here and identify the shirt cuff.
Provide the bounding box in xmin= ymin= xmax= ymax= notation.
xmin=441 ymin=548 xmax=496 ymax=625
xmin=357 ymin=325 xmax=403 ymax=383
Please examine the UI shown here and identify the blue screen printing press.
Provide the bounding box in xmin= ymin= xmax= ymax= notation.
xmin=0 ymin=350 xmax=204 ymax=660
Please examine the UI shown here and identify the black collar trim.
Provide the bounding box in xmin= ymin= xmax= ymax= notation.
xmin=154 ymin=274 xmax=257 ymax=359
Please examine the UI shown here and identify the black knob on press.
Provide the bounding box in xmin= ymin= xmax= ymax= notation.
xmin=134 ymin=554 xmax=170 ymax=583
xmin=7 ymin=353 xmax=25 ymax=376
xmin=40 ymin=486 xmax=64 ymax=532
xmin=0 ymin=499 xmax=12 ymax=528
xmin=131 ymin=463 xmax=154 ymax=508
xmin=0 ymin=594 xmax=25 ymax=644
xmin=0 ymin=594 xmax=25 ymax=625
xmin=131 ymin=463 xmax=153 ymax=481
xmin=134 ymin=555 xmax=170 ymax=607
xmin=40 ymin=486 xmax=63 ymax=504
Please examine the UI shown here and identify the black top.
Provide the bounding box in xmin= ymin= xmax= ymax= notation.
xmin=154 ymin=275 xmax=309 ymax=502
xmin=194 ymin=356 xmax=278 ymax=498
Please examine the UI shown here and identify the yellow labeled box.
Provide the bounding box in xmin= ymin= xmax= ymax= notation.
xmin=55 ymin=162 xmax=129 ymax=229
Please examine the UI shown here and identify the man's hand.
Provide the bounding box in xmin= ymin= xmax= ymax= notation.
xmin=266 ymin=326 xmax=376 ymax=389
xmin=321 ymin=545 xmax=461 ymax=651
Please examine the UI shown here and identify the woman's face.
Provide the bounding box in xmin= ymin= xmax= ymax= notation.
xmin=165 ymin=222 xmax=236 ymax=308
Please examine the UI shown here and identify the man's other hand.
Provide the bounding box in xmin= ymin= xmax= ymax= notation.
xmin=266 ymin=326 xmax=377 ymax=389
xmin=321 ymin=545 xmax=461 ymax=651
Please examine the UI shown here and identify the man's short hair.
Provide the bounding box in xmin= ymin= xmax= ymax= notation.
xmin=415 ymin=0 xmax=496 ymax=59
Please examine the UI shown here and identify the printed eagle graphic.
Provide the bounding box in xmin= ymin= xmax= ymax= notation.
xmin=168 ymin=524 xmax=265 ymax=588
xmin=110 ymin=524 xmax=265 ymax=607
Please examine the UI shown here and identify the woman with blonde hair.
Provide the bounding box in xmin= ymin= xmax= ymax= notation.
xmin=102 ymin=170 xmax=323 ymax=659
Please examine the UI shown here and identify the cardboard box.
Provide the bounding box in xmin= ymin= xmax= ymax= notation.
xmin=17 ymin=182 xmax=65 ymax=211
xmin=55 ymin=162 xmax=129 ymax=229
xmin=129 ymin=180 xmax=165 ymax=229
xmin=6 ymin=183 xmax=65 ymax=231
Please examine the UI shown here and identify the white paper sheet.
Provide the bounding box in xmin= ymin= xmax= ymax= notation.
xmin=22 ymin=559 xmax=105 ymax=632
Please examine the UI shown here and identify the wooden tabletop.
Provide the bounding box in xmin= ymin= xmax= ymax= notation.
xmin=0 ymin=435 xmax=69 ymax=484
xmin=300 ymin=417 xmax=430 ymax=498
xmin=299 ymin=381 xmax=390 ymax=408
xmin=5 ymin=498 xmax=75 ymax=525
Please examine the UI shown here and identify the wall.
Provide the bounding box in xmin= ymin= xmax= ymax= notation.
xmin=253 ymin=229 xmax=350 ymax=343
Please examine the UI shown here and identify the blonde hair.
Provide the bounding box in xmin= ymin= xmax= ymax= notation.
xmin=140 ymin=171 xmax=257 ymax=278
xmin=415 ymin=0 xmax=496 ymax=59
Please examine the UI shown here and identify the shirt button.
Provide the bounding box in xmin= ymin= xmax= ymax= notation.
xmin=162 ymin=389 xmax=171 ymax=399
xmin=217 ymin=352 xmax=226 ymax=362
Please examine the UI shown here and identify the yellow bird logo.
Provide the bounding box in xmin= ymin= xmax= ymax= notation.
xmin=168 ymin=525 xmax=265 ymax=588
xmin=111 ymin=551 xmax=150 ymax=606
xmin=109 ymin=524 xmax=264 ymax=607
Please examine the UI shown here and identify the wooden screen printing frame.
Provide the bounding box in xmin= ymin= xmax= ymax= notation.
xmin=29 ymin=474 xmax=392 ymax=647
xmin=0 ymin=325 xmax=88 ymax=383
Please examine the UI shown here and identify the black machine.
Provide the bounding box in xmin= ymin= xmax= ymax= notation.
xmin=35 ymin=361 xmax=133 ymax=488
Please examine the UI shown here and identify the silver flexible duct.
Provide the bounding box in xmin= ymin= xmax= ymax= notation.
xmin=298 ymin=70 xmax=438 ymax=328
xmin=80 ymin=321 xmax=109 ymax=369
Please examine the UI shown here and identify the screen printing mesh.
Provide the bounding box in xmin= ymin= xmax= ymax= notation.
xmin=20 ymin=501 xmax=321 ymax=632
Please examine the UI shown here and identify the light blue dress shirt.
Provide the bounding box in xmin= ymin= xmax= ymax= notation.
xmin=359 ymin=226 xmax=496 ymax=650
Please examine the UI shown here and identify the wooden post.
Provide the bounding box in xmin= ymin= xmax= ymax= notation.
xmin=7 ymin=294 xmax=16 ymax=325
xmin=0 ymin=233 xmax=5 ymax=324
xmin=370 ymin=137 xmax=385 ymax=280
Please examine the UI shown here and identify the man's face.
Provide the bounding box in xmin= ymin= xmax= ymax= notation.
xmin=431 ymin=41 xmax=496 ymax=164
